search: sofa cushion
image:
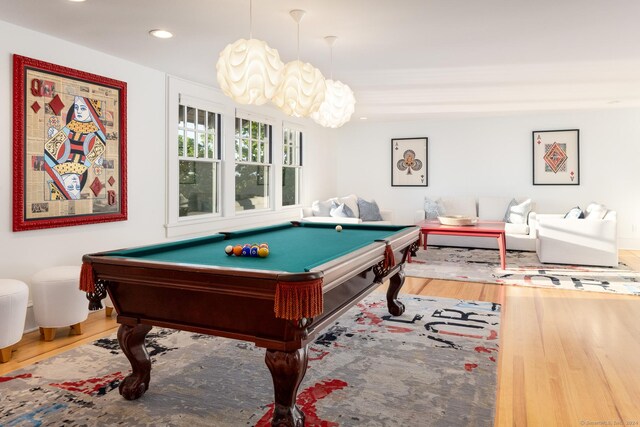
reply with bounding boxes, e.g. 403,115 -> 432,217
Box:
503,198 -> 532,224
564,206 -> 585,219
438,197 -> 476,217
505,222 -> 530,235
585,202 -> 608,220
357,198 -> 383,221
337,194 -> 359,218
423,197 -> 444,220
311,199 -> 333,216
478,197 -> 513,220
330,201 -> 355,218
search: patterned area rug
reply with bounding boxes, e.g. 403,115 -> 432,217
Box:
0,295 -> 500,427
406,246 -> 640,296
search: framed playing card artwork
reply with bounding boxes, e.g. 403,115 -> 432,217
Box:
13,54 -> 128,231
532,129 -> 579,185
391,137 -> 428,187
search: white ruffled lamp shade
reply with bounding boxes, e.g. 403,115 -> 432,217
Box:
216,38 -> 284,105
272,60 -> 326,117
311,79 -> 356,128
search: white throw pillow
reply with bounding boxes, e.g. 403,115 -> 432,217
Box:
337,195 -> 359,218
503,198 -> 532,224
330,201 -> 355,218
585,202 -> 608,220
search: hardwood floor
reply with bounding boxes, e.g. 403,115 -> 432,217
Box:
2,250 -> 639,426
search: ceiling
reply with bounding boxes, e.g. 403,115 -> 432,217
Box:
3,0 -> 640,121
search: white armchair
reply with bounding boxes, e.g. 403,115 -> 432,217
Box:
536,211 -> 618,267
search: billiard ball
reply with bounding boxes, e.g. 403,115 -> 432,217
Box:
232,245 -> 243,256
258,247 -> 269,258
250,246 -> 259,257
259,243 -> 269,249
242,246 -> 252,257
224,245 -> 234,256
335,225 -> 343,232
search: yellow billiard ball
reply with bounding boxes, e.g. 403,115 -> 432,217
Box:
335,225 -> 343,232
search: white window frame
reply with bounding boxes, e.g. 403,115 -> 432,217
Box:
234,110 -> 276,214
282,125 -> 303,207
166,77 -> 233,234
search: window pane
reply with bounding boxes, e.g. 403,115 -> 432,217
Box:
179,161 -> 217,217
251,121 -> 259,140
208,112 -> 216,132
251,140 -> 259,163
242,119 -> 250,139
242,138 -> 250,162
235,164 -> 269,211
186,106 -> 196,129
282,167 -> 299,206
186,131 -> 195,157
207,133 -> 214,159
197,109 -> 206,132
197,133 -> 206,158
178,129 -> 184,156
178,105 -> 185,128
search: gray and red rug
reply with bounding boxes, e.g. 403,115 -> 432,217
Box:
0,295 -> 500,426
406,246 -> 640,296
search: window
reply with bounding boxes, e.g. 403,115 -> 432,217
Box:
235,117 -> 271,211
178,104 -> 221,217
282,127 -> 302,206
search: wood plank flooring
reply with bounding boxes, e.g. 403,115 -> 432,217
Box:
2,250 -> 639,426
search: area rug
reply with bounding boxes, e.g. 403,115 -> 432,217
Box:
0,295 -> 500,427
406,246 -> 640,296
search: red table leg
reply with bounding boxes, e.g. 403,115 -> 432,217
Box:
497,232 -> 507,269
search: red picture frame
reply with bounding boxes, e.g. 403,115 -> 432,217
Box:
13,55 -> 127,231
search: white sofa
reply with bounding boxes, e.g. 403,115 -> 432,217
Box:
301,194 -> 393,225
536,209 -> 618,267
414,196 -> 537,251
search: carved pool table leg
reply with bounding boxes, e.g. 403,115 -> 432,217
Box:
117,323 -> 152,401
265,346 -> 308,427
387,265 -> 406,316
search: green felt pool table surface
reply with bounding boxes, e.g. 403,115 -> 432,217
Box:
105,222 -> 411,273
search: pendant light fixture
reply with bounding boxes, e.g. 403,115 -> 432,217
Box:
216,0 -> 284,105
311,36 -> 356,128
272,10 -> 326,117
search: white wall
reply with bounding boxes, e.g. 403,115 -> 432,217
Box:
0,20 -> 337,285
335,110 -> 640,249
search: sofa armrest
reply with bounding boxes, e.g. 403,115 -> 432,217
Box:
414,209 -> 426,224
537,216 -> 617,246
300,207 -> 313,218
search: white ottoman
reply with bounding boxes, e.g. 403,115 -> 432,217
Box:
0,279 -> 29,363
31,266 -> 89,341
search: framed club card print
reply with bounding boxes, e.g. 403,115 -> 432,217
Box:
13,54 -> 127,231
391,137 -> 428,187
532,129 -> 579,185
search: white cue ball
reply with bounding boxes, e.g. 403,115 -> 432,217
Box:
335,225 -> 343,232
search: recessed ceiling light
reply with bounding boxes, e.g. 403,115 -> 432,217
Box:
68,0 -> 87,2
149,29 -> 173,39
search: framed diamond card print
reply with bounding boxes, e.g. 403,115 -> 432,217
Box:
13,54 -> 127,231
391,137 -> 428,187
532,129 -> 579,185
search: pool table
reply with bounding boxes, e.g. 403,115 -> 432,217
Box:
82,221 -> 420,426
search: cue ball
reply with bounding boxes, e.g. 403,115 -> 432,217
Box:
335,225 -> 343,232
224,245 -> 233,256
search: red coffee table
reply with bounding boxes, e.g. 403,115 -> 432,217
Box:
417,220 -> 507,269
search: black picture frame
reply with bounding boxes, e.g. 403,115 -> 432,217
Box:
532,129 -> 580,185
391,137 -> 428,187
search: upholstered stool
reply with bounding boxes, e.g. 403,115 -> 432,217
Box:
30,266 -> 89,341
0,279 -> 29,363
